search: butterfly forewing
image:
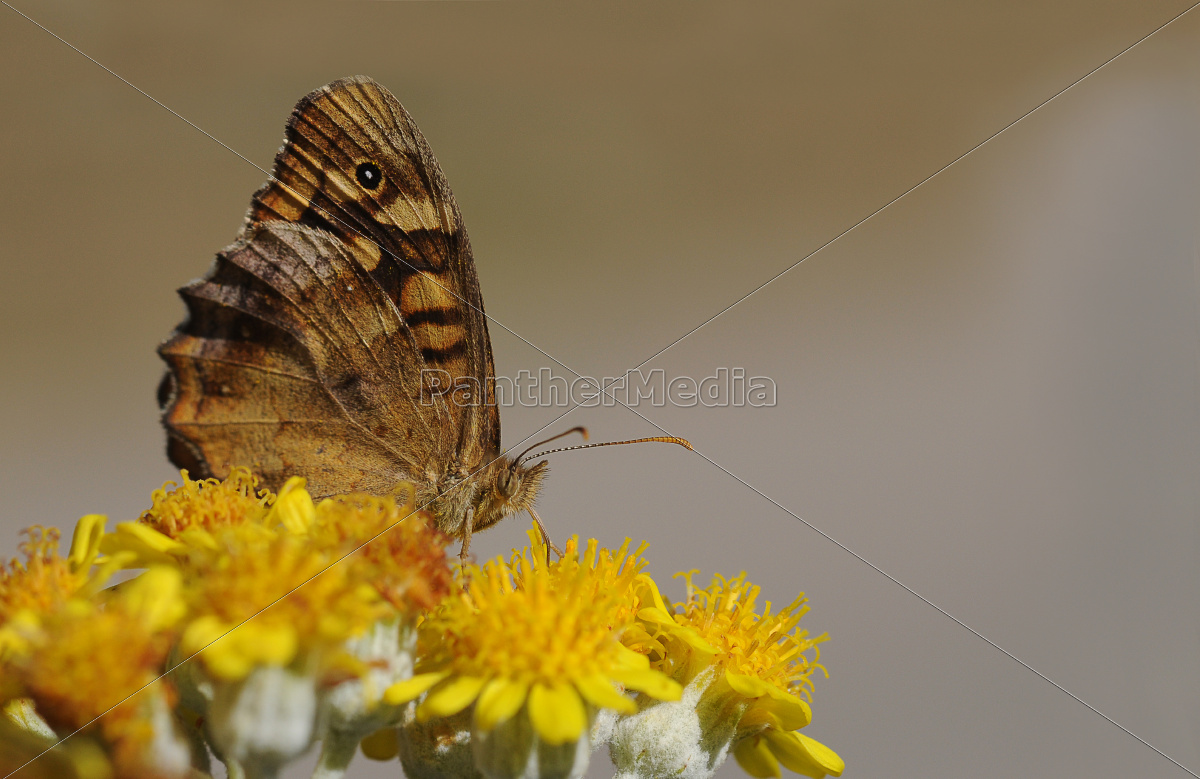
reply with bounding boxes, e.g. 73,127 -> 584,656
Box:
160,76 -> 500,500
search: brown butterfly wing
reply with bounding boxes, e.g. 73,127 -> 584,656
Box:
159,76 -> 500,498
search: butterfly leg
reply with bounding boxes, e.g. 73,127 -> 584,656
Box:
459,508 -> 474,582
527,507 -> 564,562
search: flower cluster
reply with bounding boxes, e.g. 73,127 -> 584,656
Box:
0,470 -> 843,779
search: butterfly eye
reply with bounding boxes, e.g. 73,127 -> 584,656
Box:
496,469 -> 518,499
355,161 -> 383,190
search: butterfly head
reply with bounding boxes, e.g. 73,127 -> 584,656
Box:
491,456 -> 549,513
469,430 -> 586,533
468,455 -> 549,536
471,428 -> 691,538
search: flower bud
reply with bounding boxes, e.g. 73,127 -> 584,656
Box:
609,669 -> 738,779
207,664 -> 322,777
396,707 -> 480,779
471,703 -> 591,779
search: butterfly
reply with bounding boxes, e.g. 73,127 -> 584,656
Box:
157,76 -> 688,555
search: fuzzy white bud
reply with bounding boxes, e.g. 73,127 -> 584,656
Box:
207,664 -> 322,779
313,619 -> 419,778
608,669 -> 743,779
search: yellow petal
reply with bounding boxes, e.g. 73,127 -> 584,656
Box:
611,643 -> 651,671
270,477 -> 315,534
384,672 -> 449,706
474,677 -> 530,731
725,670 -> 772,699
123,521 -> 185,552
88,550 -> 138,594
180,615 -> 226,655
633,574 -> 669,612
674,625 -> 719,653
360,727 -> 400,761
633,606 -> 717,653
236,623 -> 298,667
527,682 -> 587,745
119,567 -> 185,631
574,674 -> 635,714
418,675 -> 487,720
753,686 -> 812,731
619,625 -> 656,644
100,522 -> 184,568
636,607 -> 675,625
67,514 -> 106,572
182,617 -> 298,680
610,669 -> 682,701
738,707 -> 782,731
735,735 -> 782,778
202,647 -> 254,681
764,729 -> 844,778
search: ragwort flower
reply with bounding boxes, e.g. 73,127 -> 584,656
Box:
286,482 -> 456,777
386,528 -> 682,779
124,472 -> 452,779
610,571 -> 843,779
100,467 -> 275,567
174,517 -> 382,776
6,564 -> 190,778
0,518 -> 111,713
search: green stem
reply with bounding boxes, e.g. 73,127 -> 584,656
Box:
311,731 -> 359,779
241,764 -> 280,779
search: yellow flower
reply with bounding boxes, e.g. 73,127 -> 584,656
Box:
682,572 -> 842,777
295,487 -> 458,777
173,478 -> 453,676
175,480 -> 455,680
10,567 -> 190,777
671,571 -> 826,735
177,521 -> 383,681
0,519 -> 107,625
0,518 -> 113,703
610,572 -> 843,779
156,477 -> 458,777
140,467 -> 274,537
387,529 -> 682,746
299,486 -> 455,616
101,469 -> 276,567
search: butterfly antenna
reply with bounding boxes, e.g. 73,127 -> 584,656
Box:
518,436 -> 693,465
512,426 -> 589,464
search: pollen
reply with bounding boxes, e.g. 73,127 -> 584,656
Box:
390,528 -> 681,745
311,492 -> 455,615
674,571 -> 827,704
178,524 -> 385,679
443,534 -> 650,683
139,467 -> 274,538
0,528 -> 79,623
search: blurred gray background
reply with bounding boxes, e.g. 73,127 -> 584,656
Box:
2,2 -> 1198,777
